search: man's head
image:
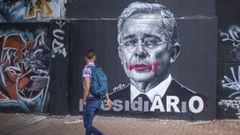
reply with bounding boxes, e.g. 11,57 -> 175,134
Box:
85,49 -> 96,63
117,2 -> 180,87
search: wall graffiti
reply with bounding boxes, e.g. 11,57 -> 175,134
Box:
218,66 -> 240,118
218,99 -> 240,118
219,25 -> 240,61
222,66 -> 240,91
0,0 -> 66,22
75,1 -> 212,120
51,20 -> 67,58
0,30 -> 50,113
109,2 -> 206,117
218,24 -> 240,118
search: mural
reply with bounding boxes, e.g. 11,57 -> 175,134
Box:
74,1 -> 216,120
0,29 -> 50,113
107,2 -> 205,116
0,0 -> 66,22
218,25 -> 240,118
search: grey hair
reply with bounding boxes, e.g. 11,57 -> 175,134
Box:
117,1 -> 179,46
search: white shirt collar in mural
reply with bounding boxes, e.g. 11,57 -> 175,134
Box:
130,74 -> 172,103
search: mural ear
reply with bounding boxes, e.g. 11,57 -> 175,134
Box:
169,43 -> 180,63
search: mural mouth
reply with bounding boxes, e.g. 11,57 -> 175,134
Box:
127,64 -> 152,71
126,61 -> 161,72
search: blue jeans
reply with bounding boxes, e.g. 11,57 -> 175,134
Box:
83,98 -> 104,135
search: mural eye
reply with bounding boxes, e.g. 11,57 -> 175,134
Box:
144,38 -> 160,48
123,39 -> 137,47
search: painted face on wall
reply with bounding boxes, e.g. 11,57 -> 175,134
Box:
118,13 -> 179,83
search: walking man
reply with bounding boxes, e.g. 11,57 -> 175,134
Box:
82,49 -> 112,135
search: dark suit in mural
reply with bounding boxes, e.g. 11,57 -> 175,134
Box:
99,1 -> 207,119
106,78 -> 206,120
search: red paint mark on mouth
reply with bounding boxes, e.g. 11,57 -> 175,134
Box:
127,61 -> 161,71
152,60 -> 161,71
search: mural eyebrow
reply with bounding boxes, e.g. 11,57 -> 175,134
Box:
143,34 -> 162,41
122,35 -> 136,40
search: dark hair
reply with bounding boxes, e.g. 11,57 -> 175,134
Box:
85,49 -> 96,60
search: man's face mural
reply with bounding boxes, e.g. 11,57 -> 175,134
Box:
118,13 -> 180,86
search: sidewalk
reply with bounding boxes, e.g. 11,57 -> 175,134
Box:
0,113 -> 240,135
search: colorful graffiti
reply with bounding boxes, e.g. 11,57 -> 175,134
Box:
0,0 -> 66,22
0,30 -> 50,113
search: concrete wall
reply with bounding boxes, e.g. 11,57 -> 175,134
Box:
4,0 -> 240,121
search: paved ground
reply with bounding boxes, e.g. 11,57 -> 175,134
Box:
1,113 -> 240,135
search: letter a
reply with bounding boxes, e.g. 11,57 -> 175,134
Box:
150,95 -> 165,112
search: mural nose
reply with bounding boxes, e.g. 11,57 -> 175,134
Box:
134,43 -> 147,58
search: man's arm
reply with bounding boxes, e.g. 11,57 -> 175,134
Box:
82,77 -> 91,105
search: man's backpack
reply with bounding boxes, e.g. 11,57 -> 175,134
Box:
89,65 -> 108,97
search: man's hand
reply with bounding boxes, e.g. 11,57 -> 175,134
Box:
105,93 -> 113,108
83,100 -> 87,105
106,98 -> 113,109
